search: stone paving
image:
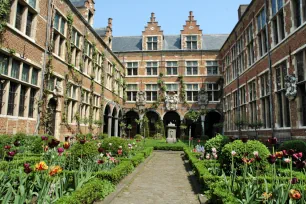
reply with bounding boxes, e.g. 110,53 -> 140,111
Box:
109,151 -> 200,204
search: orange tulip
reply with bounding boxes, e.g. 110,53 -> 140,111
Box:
289,189 -> 301,200
262,192 -> 272,200
35,161 -> 48,171
49,166 -> 63,176
275,151 -> 283,159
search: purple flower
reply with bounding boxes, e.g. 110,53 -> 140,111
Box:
267,155 -> 276,164
291,177 -> 299,184
57,147 -> 64,155
41,136 -> 48,141
267,137 -> 277,145
48,139 -> 60,148
14,140 -> 21,147
7,151 -> 16,157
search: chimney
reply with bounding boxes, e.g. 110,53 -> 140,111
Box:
150,12 -> 156,22
108,18 -> 113,29
238,5 -> 249,20
189,11 -> 194,21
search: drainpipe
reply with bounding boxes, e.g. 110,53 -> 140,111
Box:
34,0 -> 53,134
265,0 -> 275,138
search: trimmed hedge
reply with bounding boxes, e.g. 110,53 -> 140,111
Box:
56,178 -> 115,204
0,156 -> 41,171
142,147 -> 153,158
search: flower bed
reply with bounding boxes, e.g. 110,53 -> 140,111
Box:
185,136 -> 306,204
0,134 -> 153,203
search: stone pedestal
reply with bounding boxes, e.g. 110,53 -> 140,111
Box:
166,122 -> 177,143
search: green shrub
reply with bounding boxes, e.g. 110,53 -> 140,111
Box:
70,141 -> 98,158
101,137 -> 128,156
278,140 -> 306,160
0,156 -> 41,171
153,133 -> 164,140
56,178 -> 115,204
95,160 -> 134,184
130,153 -> 145,167
134,134 -> 143,140
204,134 -> 230,154
142,147 -> 153,158
97,133 -> 109,140
220,140 -> 270,173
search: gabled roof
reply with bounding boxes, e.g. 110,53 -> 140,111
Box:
112,34 -> 229,52
70,0 -> 86,8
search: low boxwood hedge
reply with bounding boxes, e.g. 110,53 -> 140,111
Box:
56,178 -> 115,204
0,156 -> 41,171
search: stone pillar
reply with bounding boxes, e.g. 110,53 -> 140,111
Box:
114,117 -> 118,137
201,114 -> 206,138
108,115 -> 112,137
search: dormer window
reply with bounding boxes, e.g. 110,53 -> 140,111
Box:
186,36 -> 197,50
147,36 -> 157,50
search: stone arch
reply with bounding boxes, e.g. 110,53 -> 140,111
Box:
205,110 -> 222,138
145,110 -> 161,137
125,110 -> 140,138
103,104 -> 111,135
183,110 -> 202,139
111,107 -> 118,136
46,97 -> 57,137
163,111 -> 181,138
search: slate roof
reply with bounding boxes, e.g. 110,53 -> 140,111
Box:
112,34 -> 229,52
70,0 -> 86,8
95,27 -> 107,36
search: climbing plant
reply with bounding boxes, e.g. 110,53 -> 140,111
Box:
0,0 -> 10,43
178,75 -> 188,106
151,73 -> 166,109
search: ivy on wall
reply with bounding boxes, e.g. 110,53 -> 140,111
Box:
151,73 -> 166,109
0,0 -> 10,43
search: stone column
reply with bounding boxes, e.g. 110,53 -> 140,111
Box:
201,114 -> 206,138
108,115 -> 112,137
114,117 -> 118,137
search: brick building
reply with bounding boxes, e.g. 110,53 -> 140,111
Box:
111,12 -> 227,138
1,0 -> 305,140
220,0 -> 306,140
0,0 -> 125,140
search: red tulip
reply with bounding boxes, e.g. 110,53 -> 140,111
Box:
189,137 -> 193,141
288,149 -> 296,156
14,140 -> 21,147
295,160 -> 306,169
7,151 -> 16,157
268,137 -> 277,145
57,147 -> 64,156
291,178 -> 299,184
197,139 -> 201,143
4,145 -> 11,150
79,139 -> 86,144
267,155 -> 277,164
63,142 -> 70,149
117,149 -> 123,156
282,150 -> 288,156
97,160 -> 104,164
98,147 -> 105,153
293,152 -> 303,160
41,136 -> 48,141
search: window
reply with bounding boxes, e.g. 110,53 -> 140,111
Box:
31,69 -> 38,85
146,84 -> 158,101
246,24 -> 255,65
292,0 -> 302,28
0,54 -> 8,75
22,64 -> 30,82
271,0 -> 285,45
127,62 -> 138,76
166,61 -> 178,76
54,12 -> 66,35
69,84 -> 78,100
206,61 -> 218,75
275,62 -> 290,127
186,36 -> 197,50
257,8 -> 268,57
11,60 -> 20,79
186,84 -> 198,102
7,82 -> 17,116
260,72 -> 271,128
248,80 -> 257,125
28,89 -> 36,118
147,37 -> 157,50
239,86 -> 247,129
296,51 -> 306,126
26,11 -> 34,37
207,83 -> 220,102
15,3 -> 24,31
126,84 -> 137,102
0,82 -> 5,114
146,62 -> 158,76
18,86 -> 27,117
47,76 -> 62,93
186,61 -> 198,75
166,84 -> 178,94
28,0 -> 36,8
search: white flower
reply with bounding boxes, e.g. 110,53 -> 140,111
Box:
100,153 -> 104,157
284,158 -> 291,163
213,153 -> 218,159
253,151 -> 259,157
135,145 -> 137,148
97,142 -> 101,147
206,153 -> 210,160
231,151 -> 237,156
212,147 -> 217,153
119,146 -> 122,149
109,143 -> 112,146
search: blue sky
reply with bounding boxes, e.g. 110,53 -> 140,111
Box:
93,0 -> 251,36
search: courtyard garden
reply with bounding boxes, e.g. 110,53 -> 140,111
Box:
185,134 -> 306,203
0,133 -> 153,203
